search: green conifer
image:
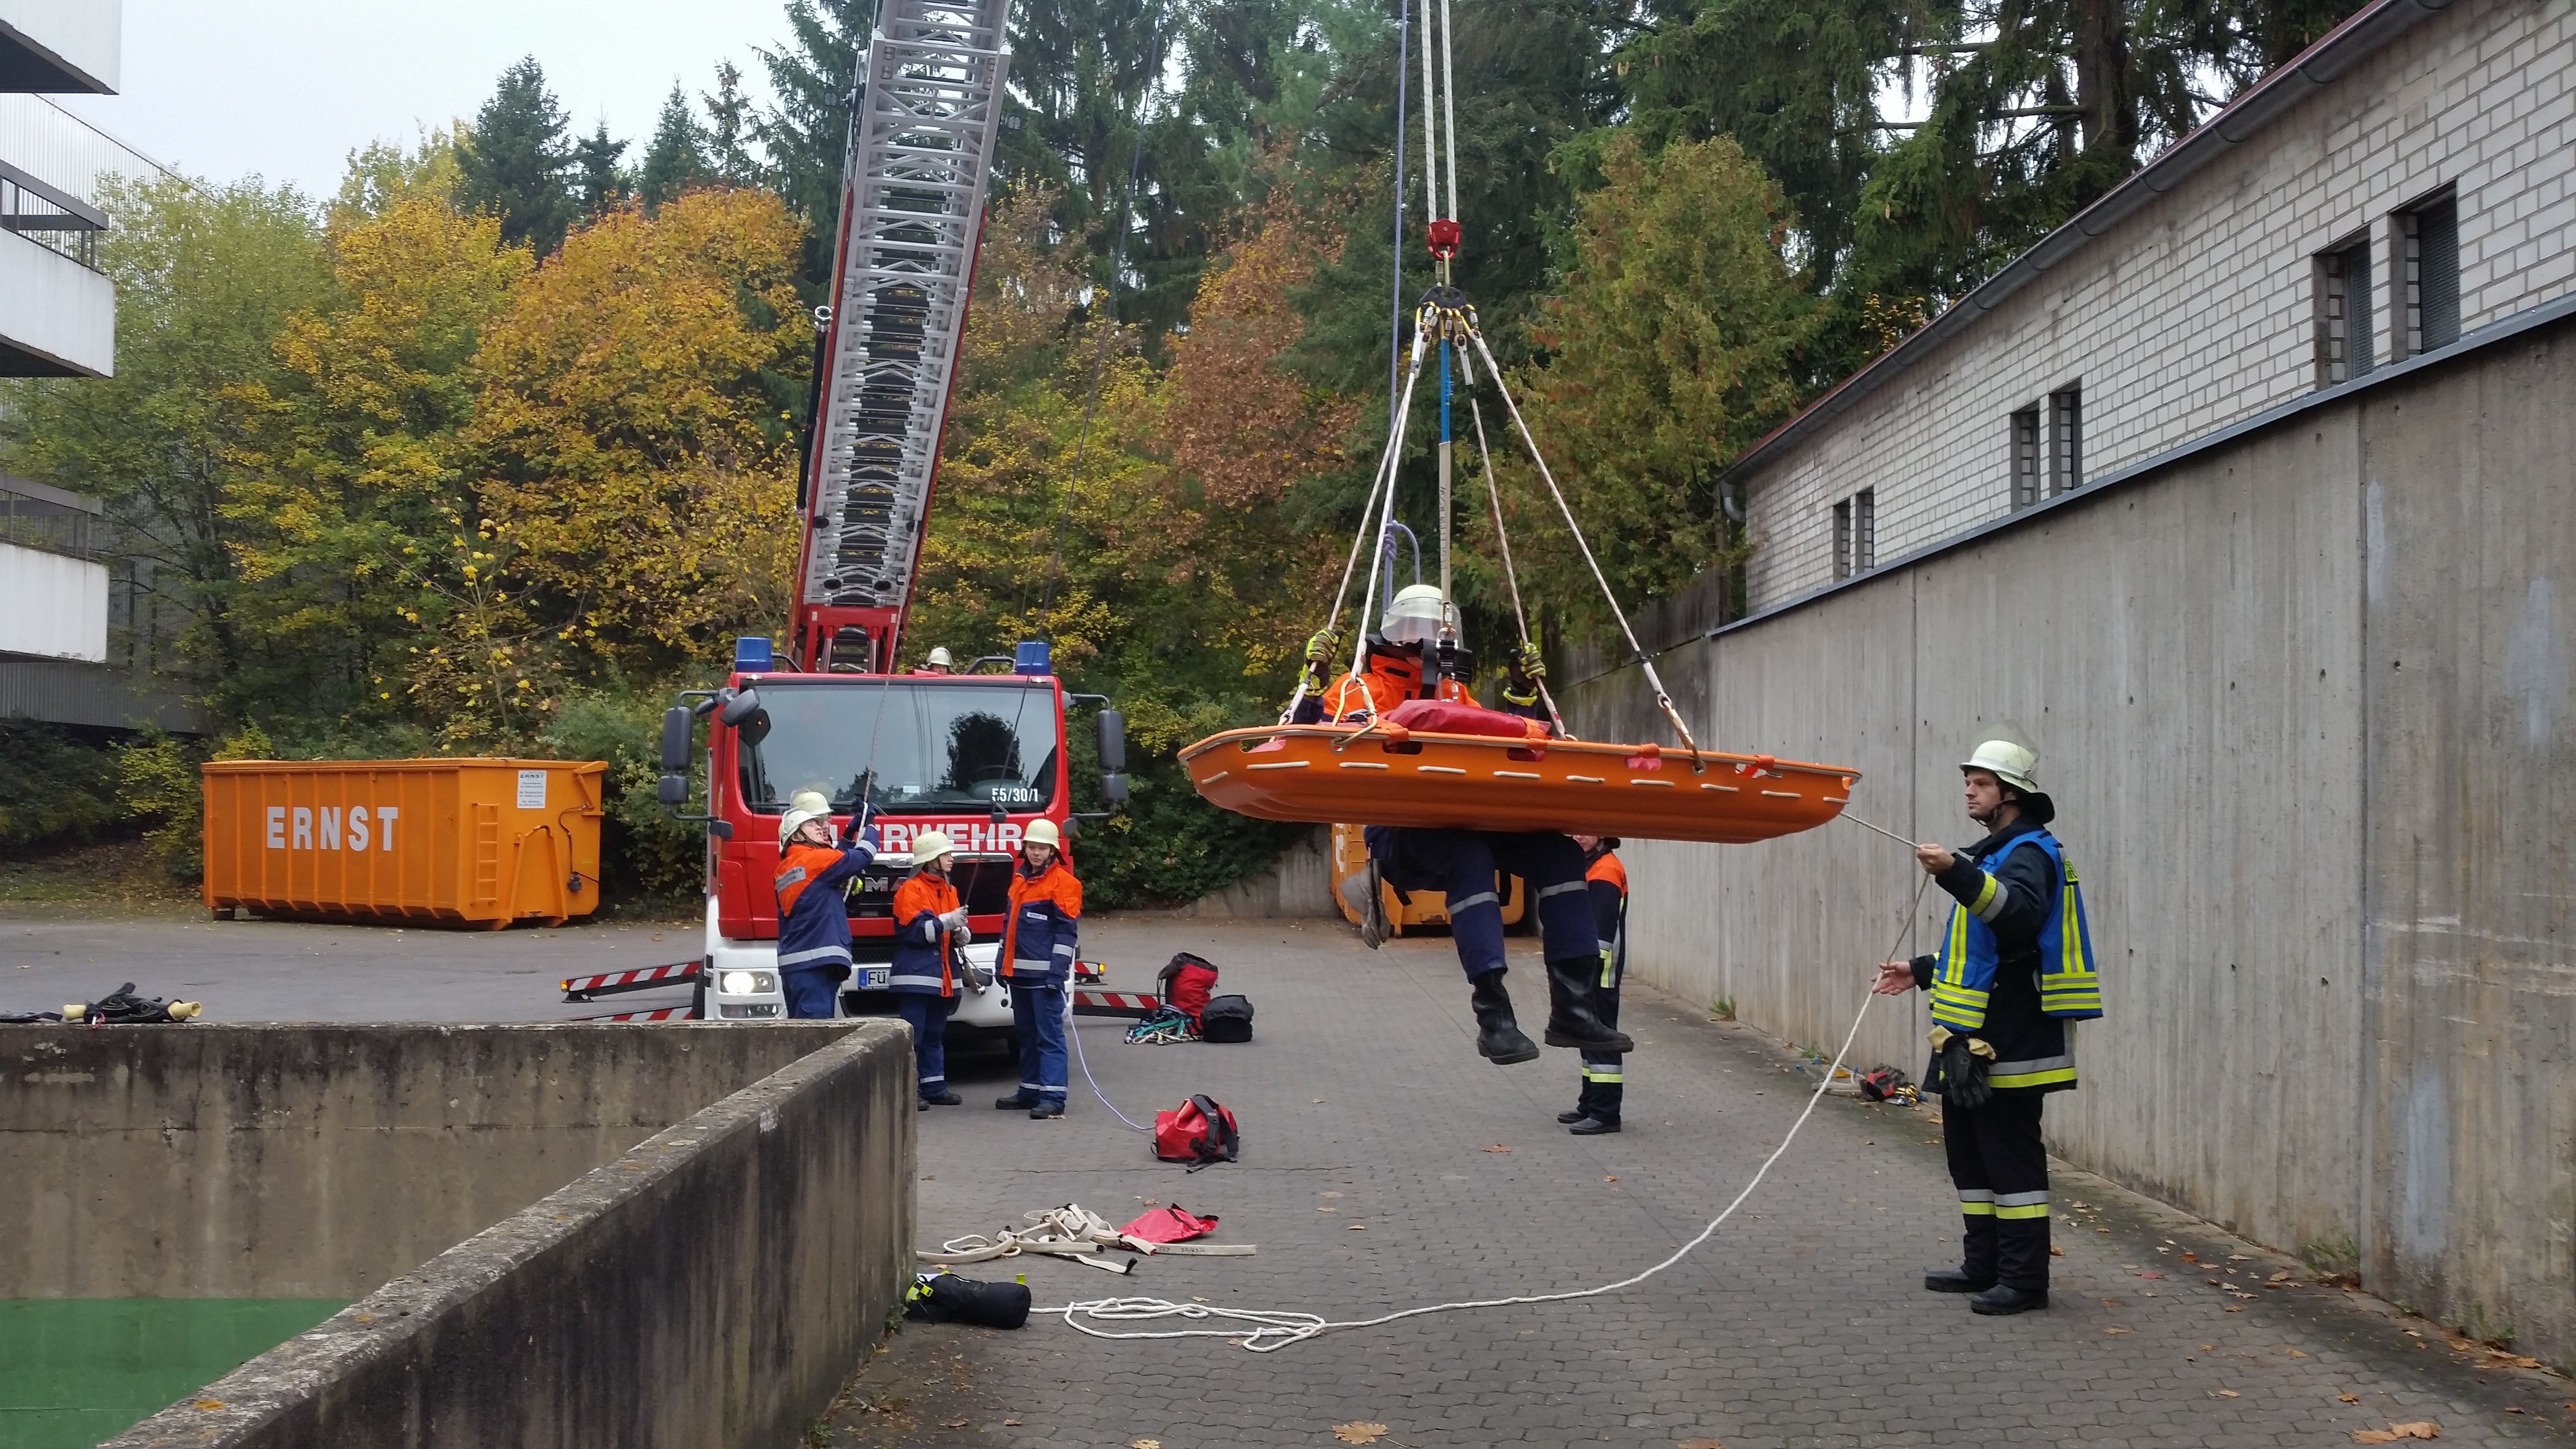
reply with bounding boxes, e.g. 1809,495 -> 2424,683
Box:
456,56 -> 577,253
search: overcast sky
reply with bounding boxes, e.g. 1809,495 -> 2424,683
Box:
51,0 -> 805,198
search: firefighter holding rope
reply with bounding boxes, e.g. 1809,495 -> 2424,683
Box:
1873,738 -> 2104,1315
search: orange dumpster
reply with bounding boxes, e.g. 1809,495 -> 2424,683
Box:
201,759 -> 608,929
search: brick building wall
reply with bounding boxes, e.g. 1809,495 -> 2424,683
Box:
1741,0 -> 2574,611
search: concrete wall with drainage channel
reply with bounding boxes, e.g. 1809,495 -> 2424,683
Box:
0,1022 -> 914,1447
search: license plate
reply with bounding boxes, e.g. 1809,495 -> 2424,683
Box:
859,966 -> 888,990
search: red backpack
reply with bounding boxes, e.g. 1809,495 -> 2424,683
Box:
1157,951 -> 1220,1025
1152,1094 -> 1240,1171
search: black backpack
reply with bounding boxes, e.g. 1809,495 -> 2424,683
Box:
904,1272 -> 1031,1328
1199,994 -> 1254,1043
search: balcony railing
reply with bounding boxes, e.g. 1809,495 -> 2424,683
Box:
0,161 -> 108,273
0,476 -> 105,561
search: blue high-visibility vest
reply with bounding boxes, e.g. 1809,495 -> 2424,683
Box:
1931,828 -> 2104,1033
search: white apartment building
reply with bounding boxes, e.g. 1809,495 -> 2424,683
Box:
1725,0 -> 2572,617
0,0 -> 196,728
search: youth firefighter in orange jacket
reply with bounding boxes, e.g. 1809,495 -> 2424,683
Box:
1874,738 -> 2103,1316
773,790 -> 880,1019
997,818 -> 1080,1118
1291,584 -> 1631,1068
889,829 -> 970,1109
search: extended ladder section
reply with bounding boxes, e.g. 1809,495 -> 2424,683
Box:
794,0 -> 1012,670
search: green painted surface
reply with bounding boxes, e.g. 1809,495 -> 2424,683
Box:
0,1299 -> 346,1449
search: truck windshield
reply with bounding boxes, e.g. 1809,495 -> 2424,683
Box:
736,681 -> 1061,815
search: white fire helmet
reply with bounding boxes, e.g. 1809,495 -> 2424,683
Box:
910,829 -> 955,867
1960,739 -> 2040,795
1022,819 -> 1062,850
926,646 -> 955,670
780,789 -> 834,846
1381,583 -> 1453,648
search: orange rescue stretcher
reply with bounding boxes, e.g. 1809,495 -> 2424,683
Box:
1180,721 -> 1858,845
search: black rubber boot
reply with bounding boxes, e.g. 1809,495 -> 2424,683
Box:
1968,1283 -> 2048,1315
1923,1267 -> 1995,1293
1566,1116 -> 1621,1135
996,1095 -> 1036,1111
1542,958 -> 1634,1053
1469,969 -> 1539,1064
1556,1108 -> 1588,1125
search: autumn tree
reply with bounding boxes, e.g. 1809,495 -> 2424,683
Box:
218,197 -> 533,728
457,187 -> 810,731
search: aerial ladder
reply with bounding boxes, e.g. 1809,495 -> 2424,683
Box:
790,0 -> 1011,675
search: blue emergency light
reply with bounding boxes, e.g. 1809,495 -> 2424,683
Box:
733,636 -> 774,672
1013,640 -> 1052,676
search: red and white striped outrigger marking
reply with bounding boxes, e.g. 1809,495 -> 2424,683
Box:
575,1003 -> 698,1023
1071,990 -> 1161,1019
561,960 -> 702,1002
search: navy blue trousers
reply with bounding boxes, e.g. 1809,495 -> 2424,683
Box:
895,992 -> 954,1099
782,965 -> 842,1019
1577,957 -> 1625,1121
1370,827 -> 1596,978
1010,982 -> 1068,1107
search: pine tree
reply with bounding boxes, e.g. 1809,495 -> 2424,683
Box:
703,61 -> 757,184
638,83 -> 711,213
572,122 -> 629,217
457,56 -> 578,254
756,0 -> 872,287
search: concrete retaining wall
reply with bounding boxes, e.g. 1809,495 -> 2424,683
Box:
0,1022 -> 914,1448
1177,827 -> 1336,918
1564,315 -> 2576,1363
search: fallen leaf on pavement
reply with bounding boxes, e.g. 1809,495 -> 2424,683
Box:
1348,1224 -> 1367,1231
1005,1418 -> 1022,1426
1334,1423 -> 1389,1444
945,1419 -> 970,1429
1131,1440 -> 1160,1448
2340,1395 -> 2359,1403
2138,1271 -> 2166,1279
2289,1349 -> 2307,1358
192,1401 -> 226,1411
2215,1389 -> 2239,1398
2226,1305 -> 2245,1312
1605,1175 -> 1618,1182
1678,1440 -> 1726,1449
2050,1245 -> 2064,1257
2270,1269 -> 2291,1282
2208,1277 -> 2223,1286
2352,1423 -> 2441,1443
2105,1326 -> 2134,1336
1482,1144 -> 1513,1153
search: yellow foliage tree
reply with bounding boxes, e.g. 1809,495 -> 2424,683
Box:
464,187 -> 809,716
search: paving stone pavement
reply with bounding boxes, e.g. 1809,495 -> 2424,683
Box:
824,917 -> 2572,1449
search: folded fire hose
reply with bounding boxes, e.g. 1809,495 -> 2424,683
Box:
919,1204 -> 1256,1275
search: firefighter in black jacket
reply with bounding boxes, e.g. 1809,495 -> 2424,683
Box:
1557,835 -> 1627,1135
1874,738 -> 2103,1316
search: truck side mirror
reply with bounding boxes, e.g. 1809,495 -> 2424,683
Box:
1101,772 -> 1130,805
657,773 -> 689,805
718,687 -> 763,726
660,707 -> 693,773
1095,708 -> 1126,773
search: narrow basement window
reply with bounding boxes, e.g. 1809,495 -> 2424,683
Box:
2403,191 -> 2460,354
2049,386 -> 2083,494
2315,234 -> 2375,386
1832,495 -> 1853,580
2010,406 -> 2041,509
1851,488 -> 1875,572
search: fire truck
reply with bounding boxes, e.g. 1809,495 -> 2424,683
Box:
654,0 -> 1123,1031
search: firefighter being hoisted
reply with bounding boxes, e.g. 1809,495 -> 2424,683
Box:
1290,584 -> 1632,1068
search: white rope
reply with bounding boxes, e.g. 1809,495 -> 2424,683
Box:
1461,324 -> 1705,765
1065,988 -> 1153,1132
1437,0 -> 1459,226
1348,321 -> 1431,687
1283,327 -> 1431,724
1417,0 -> 1439,227
1043,974 -> 1888,1349
1459,345 -> 1565,737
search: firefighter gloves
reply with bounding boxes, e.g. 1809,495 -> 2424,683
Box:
1939,1032 -> 1993,1111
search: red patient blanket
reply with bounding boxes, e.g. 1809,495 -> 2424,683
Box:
1119,1205 -> 1219,1243
1383,698 -> 1550,740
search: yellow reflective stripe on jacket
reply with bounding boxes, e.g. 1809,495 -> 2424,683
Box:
1928,973 -> 1990,1030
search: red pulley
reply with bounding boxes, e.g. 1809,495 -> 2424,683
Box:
1425,217 -> 1462,259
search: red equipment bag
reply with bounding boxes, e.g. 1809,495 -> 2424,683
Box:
1118,1204 -> 1219,1243
1152,1094 -> 1240,1171
1156,951 -> 1219,1025
1384,697 -> 1552,741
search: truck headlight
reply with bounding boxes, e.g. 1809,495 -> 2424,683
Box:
719,970 -> 775,995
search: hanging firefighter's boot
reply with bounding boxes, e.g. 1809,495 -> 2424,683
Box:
1469,968 -> 1539,1064
1543,957 -> 1634,1053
